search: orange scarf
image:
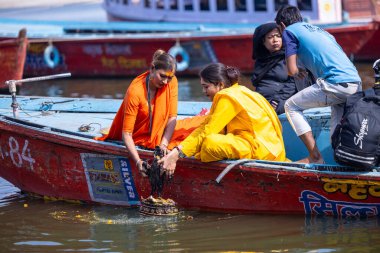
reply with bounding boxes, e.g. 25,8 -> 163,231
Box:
96,72 -> 176,149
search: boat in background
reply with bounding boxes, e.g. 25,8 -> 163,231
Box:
103,0 -> 380,62
103,0 -> 343,24
2,0 -> 379,77
0,29 -> 28,90
355,18 -> 380,61
0,80 -> 379,216
341,0 -> 380,61
342,0 -> 380,21
0,18 -> 377,78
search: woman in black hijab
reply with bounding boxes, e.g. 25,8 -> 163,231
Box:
251,22 -> 313,114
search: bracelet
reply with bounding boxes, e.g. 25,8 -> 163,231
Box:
174,146 -> 186,158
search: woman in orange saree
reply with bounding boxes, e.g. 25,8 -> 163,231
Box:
96,49 -> 204,176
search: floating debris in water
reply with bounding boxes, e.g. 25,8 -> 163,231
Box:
50,210 -> 97,223
139,196 -> 178,216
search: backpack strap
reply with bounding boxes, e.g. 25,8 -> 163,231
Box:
363,88 -> 380,105
364,88 -> 376,97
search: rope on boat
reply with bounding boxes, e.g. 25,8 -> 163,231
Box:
40,99 -> 76,111
78,123 -> 102,132
215,159 -> 253,183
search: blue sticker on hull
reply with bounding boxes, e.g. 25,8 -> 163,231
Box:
81,153 -> 140,206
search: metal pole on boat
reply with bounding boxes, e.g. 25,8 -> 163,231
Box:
5,73 -> 71,118
6,80 -> 19,118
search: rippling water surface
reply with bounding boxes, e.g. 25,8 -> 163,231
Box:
1,176 -> 380,253
17,63 -> 376,100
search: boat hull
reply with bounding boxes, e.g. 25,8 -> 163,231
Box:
1,124 -> 379,216
19,21 -> 378,77
355,19 -> 380,61
0,97 -> 379,216
23,34 -> 254,77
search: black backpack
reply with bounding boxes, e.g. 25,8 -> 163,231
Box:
332,87 -> 380,169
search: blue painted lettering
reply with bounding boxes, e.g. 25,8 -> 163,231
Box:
126,185 -> 135,198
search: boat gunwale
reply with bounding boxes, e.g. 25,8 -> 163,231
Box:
0,111 -> 378,178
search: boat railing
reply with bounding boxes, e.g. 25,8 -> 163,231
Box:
215,158 -> 380,183
5,73 -> 71,118
104,0 -> 341,24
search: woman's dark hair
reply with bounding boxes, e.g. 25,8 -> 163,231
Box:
199,63 -> 240,88
275,5 -> 303,27
252,22 -> 280,60
151,49 -> 176,72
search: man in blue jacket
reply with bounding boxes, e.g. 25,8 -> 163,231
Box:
275,5 -> 362,164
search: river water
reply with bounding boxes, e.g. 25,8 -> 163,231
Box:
1,177 -> 380,252
17,62 -> 375,100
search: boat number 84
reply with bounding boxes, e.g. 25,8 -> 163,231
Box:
0,136 -> 35,170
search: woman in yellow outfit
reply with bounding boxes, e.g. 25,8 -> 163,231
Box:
159,63 -> 287,176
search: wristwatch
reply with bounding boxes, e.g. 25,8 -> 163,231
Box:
174,146 -> 186,158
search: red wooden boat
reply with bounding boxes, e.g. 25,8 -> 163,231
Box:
0,13 -> 377,78
342,0 -> 380,61
0,29 -> 28,89
354,18 -> 380,61
0,81 -> 379,216
102,0 -> 380,63
1,0 -> 379,78
342,0 -> 380,20
19,20 -> 377,78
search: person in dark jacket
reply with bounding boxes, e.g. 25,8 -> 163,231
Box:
251,22 -> 313,114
